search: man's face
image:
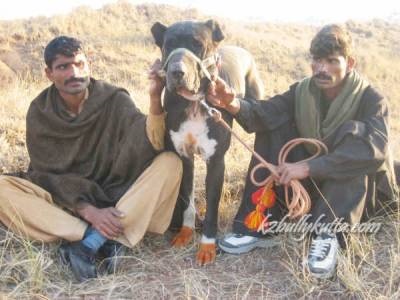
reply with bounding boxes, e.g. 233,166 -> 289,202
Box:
45,52 -> 90,95
311,52 -> 355,91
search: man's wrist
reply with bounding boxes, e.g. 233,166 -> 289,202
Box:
225,97 -> 241,115
76,202 -> 96,222
308,156 -> 328,178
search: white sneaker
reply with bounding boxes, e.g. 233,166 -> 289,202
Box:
306,232 -> 339,279
218,233 -> 273,254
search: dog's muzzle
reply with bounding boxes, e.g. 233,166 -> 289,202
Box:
158,48 -> 219,82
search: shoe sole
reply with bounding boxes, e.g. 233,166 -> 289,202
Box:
306,260 -> 337,280
218,237 -> 280,254
309,266 -> 336,279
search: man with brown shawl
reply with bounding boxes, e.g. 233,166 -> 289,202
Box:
207,24 -> 399,279
0,36 -> 181,282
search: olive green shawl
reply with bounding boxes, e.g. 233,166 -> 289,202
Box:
295,71 -> 369,141
26,78 -> 157,210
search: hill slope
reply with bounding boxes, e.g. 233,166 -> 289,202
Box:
0,3 -> 399,299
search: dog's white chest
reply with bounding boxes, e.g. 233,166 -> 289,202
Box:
170,113 -> 217,161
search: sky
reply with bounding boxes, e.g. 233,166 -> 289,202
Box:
0,0 -> 399,23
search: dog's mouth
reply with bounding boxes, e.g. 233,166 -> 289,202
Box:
176,86 -> 204,102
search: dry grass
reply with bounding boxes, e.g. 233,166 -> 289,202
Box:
0,2 -> 399,299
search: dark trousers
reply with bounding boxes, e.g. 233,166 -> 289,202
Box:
232,122 -> 384,237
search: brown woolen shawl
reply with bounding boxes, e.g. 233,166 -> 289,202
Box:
26,78 -> 158,210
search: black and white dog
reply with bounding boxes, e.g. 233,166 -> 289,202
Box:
151,19 -> 264,264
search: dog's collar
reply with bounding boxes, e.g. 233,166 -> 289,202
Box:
158,48 -> 219,82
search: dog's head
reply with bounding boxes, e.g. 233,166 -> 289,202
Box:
151,20 -> 224,100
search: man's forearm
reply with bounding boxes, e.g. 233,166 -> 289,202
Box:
146,112 -> 166,151
149,95 -> 163,115
146,94 -> 166,151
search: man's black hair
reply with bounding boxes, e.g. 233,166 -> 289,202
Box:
44,36 -> 84,69
310,24 -> 353,59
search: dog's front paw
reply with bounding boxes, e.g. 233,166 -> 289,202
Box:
171,226 -> 193,247
196,243 -> 216,266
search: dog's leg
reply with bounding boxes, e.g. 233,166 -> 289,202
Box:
183,189 -> 196,228
196,155 -> 225,265
244,58 -> 264,100
171,157 -> 195,247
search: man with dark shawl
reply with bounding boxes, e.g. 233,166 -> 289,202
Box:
0,36 -> 182,282
207,24 -> 399,279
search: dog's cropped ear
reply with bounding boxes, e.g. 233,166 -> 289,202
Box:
205,19 -> 225,43
151,22 -> 167,49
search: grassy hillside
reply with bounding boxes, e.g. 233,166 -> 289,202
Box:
0,2 -> 399,299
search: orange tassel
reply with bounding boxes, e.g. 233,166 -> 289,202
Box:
244,208 -> 265,231
245,183 -> 276,231
259,184 -> 276,208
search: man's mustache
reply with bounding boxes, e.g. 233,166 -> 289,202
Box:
64,76 -> 88,85
314,73 -> 333,81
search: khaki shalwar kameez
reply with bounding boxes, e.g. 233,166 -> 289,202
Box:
0,78 -> 182,247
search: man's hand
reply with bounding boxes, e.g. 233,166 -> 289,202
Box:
206,77 -> 240,115
77,204 -> 125,239
277,162 -> 310,185
148,59 -> 165,115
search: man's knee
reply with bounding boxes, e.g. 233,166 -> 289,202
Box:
0,176 -> 19,212
0,175 -> 10,185
0,175 -> 26,187
0,175 -> 13,198
310,176 -> 368,222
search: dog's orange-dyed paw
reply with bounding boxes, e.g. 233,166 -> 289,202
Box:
171,226 -> 193,247
196,243 -> 216,266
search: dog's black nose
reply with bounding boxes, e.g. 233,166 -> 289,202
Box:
169,62 -> 186,80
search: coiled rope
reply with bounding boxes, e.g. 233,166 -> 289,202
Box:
200,100 -> 328,219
